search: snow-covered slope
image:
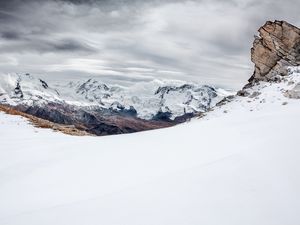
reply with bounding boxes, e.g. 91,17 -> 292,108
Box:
205,66 -> 300,119
0,73 -> 226,120
0,68 -> 299,225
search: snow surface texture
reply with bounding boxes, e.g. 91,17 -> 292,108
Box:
0,74 -> 227,120
0,68 -> 300,225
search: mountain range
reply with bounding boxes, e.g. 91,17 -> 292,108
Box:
0,73 -> 227,135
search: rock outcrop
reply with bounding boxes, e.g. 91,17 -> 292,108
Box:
250,20 -> 300,82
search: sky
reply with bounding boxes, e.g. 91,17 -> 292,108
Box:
0,0 -> 299,90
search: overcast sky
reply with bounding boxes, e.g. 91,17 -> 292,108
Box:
0,0 -> 299,89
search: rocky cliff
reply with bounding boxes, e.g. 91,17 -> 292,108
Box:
250,20 -> 300,82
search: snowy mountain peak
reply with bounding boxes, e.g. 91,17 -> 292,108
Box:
75,79 -> 110,94
0,73 -> 61,105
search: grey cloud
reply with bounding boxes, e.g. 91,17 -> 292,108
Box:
0,31 -> 21,40
0,0 -> 300,90
0,36 -> 97,54
51,39 -> 96,53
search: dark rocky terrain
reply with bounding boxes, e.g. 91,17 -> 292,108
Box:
14,103 -> 174,136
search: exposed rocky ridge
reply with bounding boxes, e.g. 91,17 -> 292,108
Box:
250,20 -> 300,82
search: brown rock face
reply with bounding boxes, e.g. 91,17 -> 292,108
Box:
250,20 -> 300,81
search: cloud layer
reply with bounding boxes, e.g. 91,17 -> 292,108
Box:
0,0 -> 299,89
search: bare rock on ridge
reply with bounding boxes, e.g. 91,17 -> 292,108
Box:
250,20 -> 300,82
